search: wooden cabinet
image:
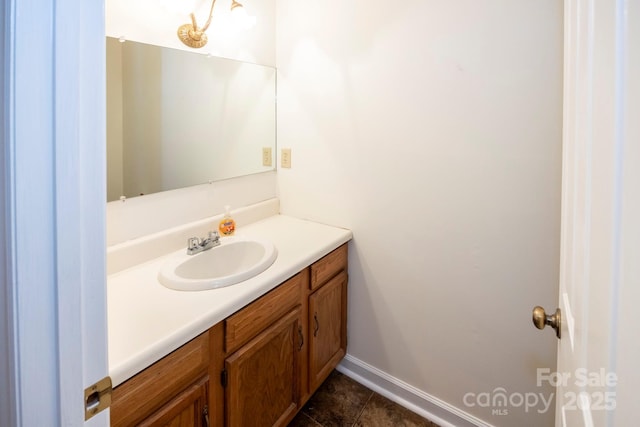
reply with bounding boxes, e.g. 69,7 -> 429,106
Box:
225,308 -> 302,427
224,272 -> 303,355
111,244 -> 348,427
221,271 -> 305,427
310,244 -> 347,291
306,244 -> 348,392
110,332 -> 210,427
309,270 -> 348,391
139,377 -> 208,427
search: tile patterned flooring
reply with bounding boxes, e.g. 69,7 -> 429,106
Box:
288,371 -> 441,427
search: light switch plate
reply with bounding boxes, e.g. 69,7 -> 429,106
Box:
281,148 -> 291,168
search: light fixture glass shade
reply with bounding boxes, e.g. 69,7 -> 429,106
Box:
230,2 -> 256,30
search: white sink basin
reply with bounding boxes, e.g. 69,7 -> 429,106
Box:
158,237 -> 278,291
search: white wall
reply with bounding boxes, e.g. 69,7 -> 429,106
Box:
105,0 -> 277,244
276,1 -> 563,425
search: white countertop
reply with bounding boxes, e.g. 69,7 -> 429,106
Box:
108,214 -> 352,386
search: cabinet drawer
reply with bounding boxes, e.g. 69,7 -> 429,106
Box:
225,271 -> 305,354
111,332 -> 209,427
310,244 -> 347,290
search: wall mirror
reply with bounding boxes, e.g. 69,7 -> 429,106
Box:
106,37 -> 276,202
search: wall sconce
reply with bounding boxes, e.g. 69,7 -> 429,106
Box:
177,0 -> 249,48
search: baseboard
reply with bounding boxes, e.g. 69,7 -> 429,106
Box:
337,354 -> 494,427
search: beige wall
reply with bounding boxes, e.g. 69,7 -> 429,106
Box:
276,0 -> 563,425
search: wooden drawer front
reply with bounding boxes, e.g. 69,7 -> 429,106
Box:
225,271 -> 304,354
310,244 -> 347,290
111,332 -> 209,427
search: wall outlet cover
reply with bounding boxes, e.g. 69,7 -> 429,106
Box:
281,148 -> 291,168
262,147 -> 272,167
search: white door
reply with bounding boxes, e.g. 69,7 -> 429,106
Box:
541,0 -> 640,426
2,1 -> 109,426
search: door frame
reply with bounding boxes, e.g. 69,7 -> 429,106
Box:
1,0 -> 108,425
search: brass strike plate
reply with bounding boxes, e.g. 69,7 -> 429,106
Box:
84,376 -> 112,420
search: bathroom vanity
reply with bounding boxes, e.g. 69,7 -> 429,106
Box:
106,209 -> 351,426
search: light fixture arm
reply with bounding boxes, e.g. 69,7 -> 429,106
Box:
177,0 -> 218,48
199,0 -> 217,33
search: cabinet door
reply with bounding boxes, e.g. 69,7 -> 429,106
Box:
139,377 -> 209,427
225,307 -> 302,427
309,270 -> 348,391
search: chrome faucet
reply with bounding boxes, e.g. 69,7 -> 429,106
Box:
187,230 -> 221,255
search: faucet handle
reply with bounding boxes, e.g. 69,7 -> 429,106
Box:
187,237 -> 201,250
207,231 -> 221,246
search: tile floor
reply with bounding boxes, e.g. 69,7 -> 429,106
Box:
288,371 -> 440,427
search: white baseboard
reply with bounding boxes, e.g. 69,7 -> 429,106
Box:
337,354 -> 494,427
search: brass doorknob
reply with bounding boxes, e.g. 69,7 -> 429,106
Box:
532,306 -> 561,339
